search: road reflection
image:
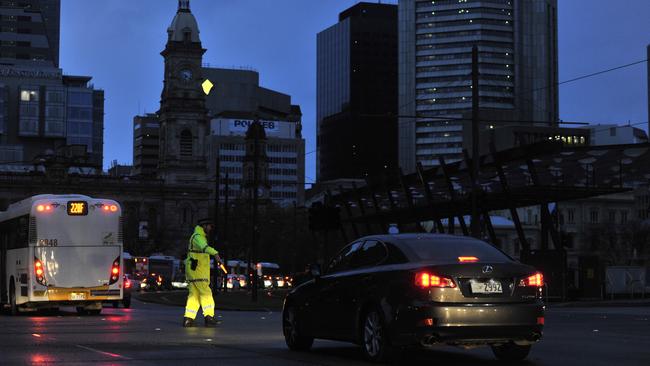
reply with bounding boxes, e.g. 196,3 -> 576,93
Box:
307,344 -> 542,365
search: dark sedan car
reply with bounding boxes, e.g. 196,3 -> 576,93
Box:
282,234 -> 545,362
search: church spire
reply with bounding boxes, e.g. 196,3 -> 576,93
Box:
178,0 -> 190,12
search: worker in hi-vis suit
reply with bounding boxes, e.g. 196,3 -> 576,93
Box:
183,218 -> 221,327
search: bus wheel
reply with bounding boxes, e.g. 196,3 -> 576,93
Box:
9,281 -> 18,316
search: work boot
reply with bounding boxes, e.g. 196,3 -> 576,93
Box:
204,315 -> 218,327
183,317 -> 195,328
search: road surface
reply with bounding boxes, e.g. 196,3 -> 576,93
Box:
0,299 -> 648,365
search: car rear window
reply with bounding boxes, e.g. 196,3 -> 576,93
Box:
397,237 -> 512,263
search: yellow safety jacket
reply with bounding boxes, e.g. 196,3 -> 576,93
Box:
185,226 -> 219,282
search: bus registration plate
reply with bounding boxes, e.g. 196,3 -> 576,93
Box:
70,293 -> 86,301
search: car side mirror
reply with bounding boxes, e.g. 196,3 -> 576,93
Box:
309,264 -> 322,278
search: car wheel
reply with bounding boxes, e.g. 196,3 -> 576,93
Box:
87,309 -> 102,316
283,306 -> 314,351
491,343 -> 532,361
123,298 -> 131,309
112,301 -> 120,308
76,306 -> 86,315
9,281 -> 18,316
361,308 -> 392,363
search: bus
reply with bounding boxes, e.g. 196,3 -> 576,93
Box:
0,194 -> 123,315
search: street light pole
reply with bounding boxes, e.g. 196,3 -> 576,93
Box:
471,45 -> 481,238
251,119 -> 260,303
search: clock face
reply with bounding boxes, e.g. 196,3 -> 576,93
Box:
179,69 -> 193,81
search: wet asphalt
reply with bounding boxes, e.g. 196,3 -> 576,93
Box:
0,299 -> 648,365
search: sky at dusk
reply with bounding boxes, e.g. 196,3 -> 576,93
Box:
59,0 -> 650,180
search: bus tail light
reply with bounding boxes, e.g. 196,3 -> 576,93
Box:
102,204 -> 119,213
34,257 -> 47,286
415,271 -> 456,289
109,257 -> 121,285
36,205 -> 53,213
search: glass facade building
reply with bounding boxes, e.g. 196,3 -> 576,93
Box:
317,3 -> 398,182
0,70 -> 104,170
0,0 -> 60,67
399,0 -> 558,173
0,0 -> 102,171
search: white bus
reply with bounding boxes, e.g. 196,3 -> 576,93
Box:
0,194 -> 123,315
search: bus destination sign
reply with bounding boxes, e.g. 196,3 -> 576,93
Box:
67,201 -> 88,216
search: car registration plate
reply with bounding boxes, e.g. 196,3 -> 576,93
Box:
470,280 -> 503,294
70,293 -> 86,301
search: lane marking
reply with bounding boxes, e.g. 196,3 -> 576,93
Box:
76,345 -> 132,360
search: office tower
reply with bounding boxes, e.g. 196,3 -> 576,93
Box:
398,0 -> 558,172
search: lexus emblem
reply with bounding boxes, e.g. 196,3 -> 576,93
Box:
482,265 -> 494,274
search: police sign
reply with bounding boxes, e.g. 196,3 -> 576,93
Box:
230,119 -> 279,133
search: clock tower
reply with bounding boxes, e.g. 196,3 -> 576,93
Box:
158,0 -> 209,183
242,121 -> 271,202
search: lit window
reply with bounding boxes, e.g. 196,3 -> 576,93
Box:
20,90 -> 38,102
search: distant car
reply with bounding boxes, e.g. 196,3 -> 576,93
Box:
141,273 -> 164,292
275,276 -> 293,288
226,274 -> 247,289
283,234 -> 545,362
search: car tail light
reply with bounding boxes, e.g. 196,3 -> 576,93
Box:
34,257 -> 47,286
124,277 -> 132,289
415,271 -> 456,288
458,256 -> 479,263
109,257 -> 121,285
519,272 -> 544,287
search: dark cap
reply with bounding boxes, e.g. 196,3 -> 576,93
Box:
198,218 -> 214,226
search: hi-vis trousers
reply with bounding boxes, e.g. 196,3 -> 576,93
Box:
184,280 -> 215,319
